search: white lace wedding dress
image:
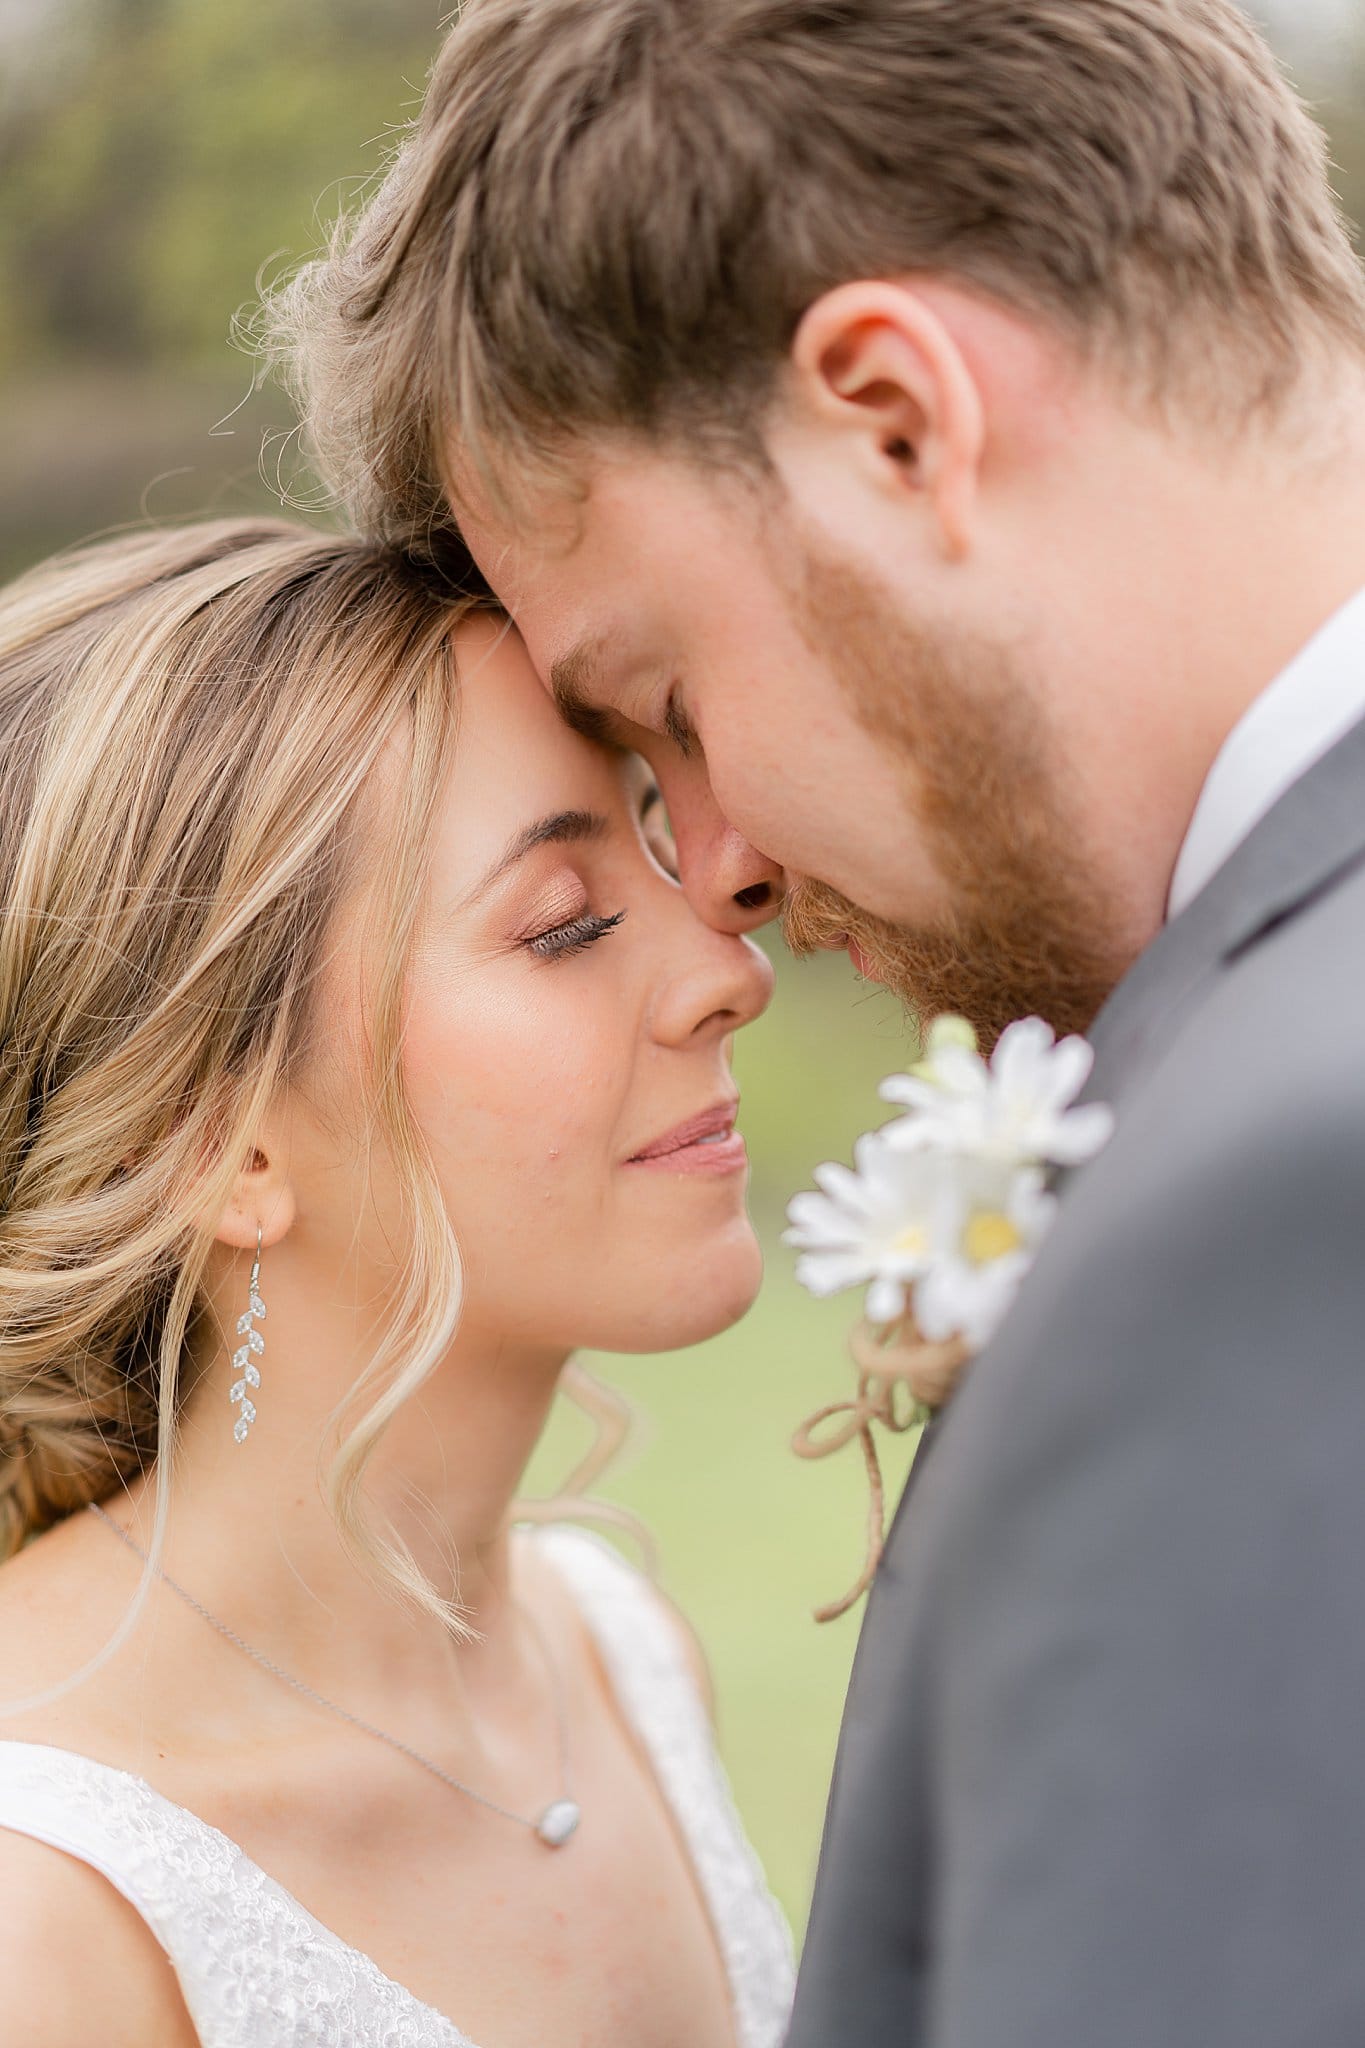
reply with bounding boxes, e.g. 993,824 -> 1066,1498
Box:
0,1526 -> 796,2047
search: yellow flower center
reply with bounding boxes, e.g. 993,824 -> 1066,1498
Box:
894,1224 -> 928,1257
965,1210 -> 1022,1265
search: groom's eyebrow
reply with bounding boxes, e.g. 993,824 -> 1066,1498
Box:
466,810 -> 611,903
550,641 -> 631,745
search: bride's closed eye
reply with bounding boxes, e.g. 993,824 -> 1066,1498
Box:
520,780 -> 672,960
525,908 -> 627,961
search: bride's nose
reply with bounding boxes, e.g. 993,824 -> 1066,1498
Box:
648,922 -> 775,1050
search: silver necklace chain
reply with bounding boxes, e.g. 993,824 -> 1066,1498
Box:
87,1502 -> 582,1849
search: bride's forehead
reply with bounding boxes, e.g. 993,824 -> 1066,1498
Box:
447,613 -> 558,730
441,620 -> 626,806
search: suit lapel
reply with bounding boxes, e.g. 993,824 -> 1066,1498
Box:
879,715 -> 1365,1570
1087,709 -> 1365,1105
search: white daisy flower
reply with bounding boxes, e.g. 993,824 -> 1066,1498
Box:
790,1016 -> 1114,1615
784,1135 -> 967,1328
880,1014 -> 1115,1169
913,1167 -> 1057,1351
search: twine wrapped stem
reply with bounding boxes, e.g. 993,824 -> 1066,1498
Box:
792,1317 -> 968,1623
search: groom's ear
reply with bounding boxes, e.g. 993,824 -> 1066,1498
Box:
787,281 -> 987,561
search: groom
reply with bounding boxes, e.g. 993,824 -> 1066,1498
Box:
284,1 -> 1365,2039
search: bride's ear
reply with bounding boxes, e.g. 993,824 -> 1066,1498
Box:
787,280 -> 986,561
215,1137 -> 297,1254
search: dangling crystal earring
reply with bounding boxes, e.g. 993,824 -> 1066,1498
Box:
230,1226 -> 267,1445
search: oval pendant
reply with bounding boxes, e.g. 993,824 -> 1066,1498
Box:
535,1799 -> 581,1848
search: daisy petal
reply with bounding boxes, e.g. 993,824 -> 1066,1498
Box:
866,1275 -> 908,1326
991,1016 -> 1054,1087
913,1261 -> 971,1343
878,1075 -> 940,1112
1040,1033 -> 1095,1111
785,1192 -> 863,1247
812,1160 -> 874,1210
1046,1102 -> 1117,1165
795,1251 -> 875,1297
932,1044 -> 990,1097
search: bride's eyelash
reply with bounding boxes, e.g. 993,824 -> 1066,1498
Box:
525,909 -> 627,961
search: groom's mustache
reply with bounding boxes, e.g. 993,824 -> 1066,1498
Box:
782,877 -> 870,959
783,873 -> 1119,1051
782,873 -> 960,1005
782,876 -> 956,1019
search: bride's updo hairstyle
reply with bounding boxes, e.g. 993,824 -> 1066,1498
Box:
0,519 -> 478,1630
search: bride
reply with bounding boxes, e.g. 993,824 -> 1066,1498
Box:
0,519 -> 793,2046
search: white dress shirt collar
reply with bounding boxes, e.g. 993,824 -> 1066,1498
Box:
1168,585 -> 1365,919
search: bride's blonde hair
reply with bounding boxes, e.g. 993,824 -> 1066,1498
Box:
0,517 -> 484,1647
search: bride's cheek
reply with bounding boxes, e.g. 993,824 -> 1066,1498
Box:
402,975 -> 624,1197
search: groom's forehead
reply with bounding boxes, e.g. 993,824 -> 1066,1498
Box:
479,560 -> 649,739
459,530 -> 631,682
460,498 -> 605,641
456,462 -> 702,729
460,521 -> 597,688
459,441 -> 713,620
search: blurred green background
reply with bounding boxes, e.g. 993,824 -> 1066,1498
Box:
3,0 -> 1362,1935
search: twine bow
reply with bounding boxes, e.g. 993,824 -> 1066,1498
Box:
791,1318 -> 968,1622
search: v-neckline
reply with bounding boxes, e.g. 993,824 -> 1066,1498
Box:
0,1527 -> 781,2047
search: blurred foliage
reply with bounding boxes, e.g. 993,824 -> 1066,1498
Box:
0,0 -> 443,374
0,0 -> 447,571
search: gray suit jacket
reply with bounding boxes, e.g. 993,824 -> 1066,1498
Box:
788,711 -> 1365,2048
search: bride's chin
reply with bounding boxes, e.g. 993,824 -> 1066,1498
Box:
586,1224 -> 764,1356
653,1225 -> 765,1351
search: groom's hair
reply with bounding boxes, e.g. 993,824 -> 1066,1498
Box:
272,0 -> 1365,543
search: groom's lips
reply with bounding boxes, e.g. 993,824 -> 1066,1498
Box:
625,1099 -> 747,1176
819,929 -> 878,981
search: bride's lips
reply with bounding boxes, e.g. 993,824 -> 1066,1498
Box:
625,1099 -> 747,1176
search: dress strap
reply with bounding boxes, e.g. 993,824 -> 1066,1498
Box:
0,1741 -> 469,2046
0,1740 -> 270,2042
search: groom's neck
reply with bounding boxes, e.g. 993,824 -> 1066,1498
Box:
1028,378 -> 1365,947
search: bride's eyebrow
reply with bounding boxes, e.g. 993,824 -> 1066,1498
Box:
463,810 -> 610,906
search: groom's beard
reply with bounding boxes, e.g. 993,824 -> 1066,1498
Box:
780,544 -> 1127,1048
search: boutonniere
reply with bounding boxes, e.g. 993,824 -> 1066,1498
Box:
785,1016 -> 1115,1621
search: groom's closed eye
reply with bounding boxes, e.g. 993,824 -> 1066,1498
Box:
550,642 -> 623,745
661,689 -> 700,761
550,642 -> 700,760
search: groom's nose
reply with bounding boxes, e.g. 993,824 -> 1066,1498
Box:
662,767 -> 785,935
